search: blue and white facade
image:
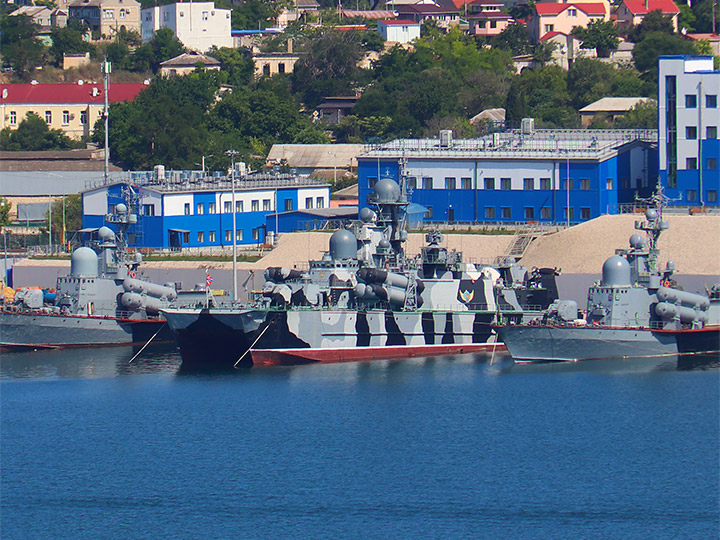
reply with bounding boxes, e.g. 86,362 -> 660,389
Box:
358,128 -> 658,224
82,173 -> 330,249
658,55 -> 720,207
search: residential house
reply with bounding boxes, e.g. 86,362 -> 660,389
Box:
141,1 -> 232,52
579,96 -> 653,127
377,19 -> 422,43
686,33 -> 720,56
68,0 -> 141,40
159,52 -> 221,77
394,4 -> 461,29
658,55 -> 719,207
266,144 -> 365,178
466,0 -> 512,37
538,30 -> 596,69
253,53 -> 301,78
530,2 -> 608,42
314,96 -> 361,125
0,82 -> 146,139
615,0 -> 680,32
276,0 -> 320,28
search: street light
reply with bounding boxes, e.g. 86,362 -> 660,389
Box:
226,149 -> 240,302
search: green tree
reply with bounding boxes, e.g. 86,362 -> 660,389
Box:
0,113 -> 83,151
232,0 -> 286,29
491,23 -> 533,55
532,40 -> 556,65
50,194 -> 82,238
690,0 -> 717,33
677,2 -> 696,32
567,58 -> 617,109
0,197 -> 12,232
571,19 -> 620,57
632,32 -> 697,84
505,82 -> 528,128
614,100 -> 658,129
207,47 -> 255,86
627,10 -> 675,42
0,14 -> 46,78
49,19 -> 93,66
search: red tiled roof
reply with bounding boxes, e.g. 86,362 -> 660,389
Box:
468,0 -> 504,6
621,0 -> 680,14
0,83 -> 147,105
539,30 -> 566,40
396,4 -> 459,14
379,19 -> 421,25
535,2 -> 606,16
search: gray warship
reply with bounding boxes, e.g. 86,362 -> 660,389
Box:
0,202 -> 213,349
496,186 -> 719,364
162,176 -> 560,369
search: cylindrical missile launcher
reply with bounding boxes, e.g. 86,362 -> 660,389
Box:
654,286 -> 710,327
123,277 -> 178,302
120,292 -> 168,315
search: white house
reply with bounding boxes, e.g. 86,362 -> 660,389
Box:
377,19 -> 421,44
141,1 -> 232,52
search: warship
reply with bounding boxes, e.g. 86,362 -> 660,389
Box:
495,186 -> 719,364
162,176 -> 560,369
0,201 -> 214,350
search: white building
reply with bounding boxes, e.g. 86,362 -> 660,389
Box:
141,1 -> 232,52
658,55 -> 720,207
377,19 -> 421,44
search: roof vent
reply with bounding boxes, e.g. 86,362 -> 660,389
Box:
78,79 -> 84,85
521,117 -> 534,134
91,87 -> 100,96
31,80 -> 39,85
439,129 -> 453,148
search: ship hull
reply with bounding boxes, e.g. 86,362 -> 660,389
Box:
0,310 -> 172,349
495,324 -> 679,364
656,325 -> 720,369
164,308 -> 503,370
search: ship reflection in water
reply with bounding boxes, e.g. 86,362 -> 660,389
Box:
0,345 -> 717,380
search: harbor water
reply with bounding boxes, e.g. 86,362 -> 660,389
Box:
1,346 -> 718,539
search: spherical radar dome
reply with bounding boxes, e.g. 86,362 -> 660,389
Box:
373,178 -> 401,203
601,255 -> 631,287
329,229 -> 357,261
98,226 -> 114,241
70,246 -> 99,277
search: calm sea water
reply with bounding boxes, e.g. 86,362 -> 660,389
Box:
1,346 -> 718,540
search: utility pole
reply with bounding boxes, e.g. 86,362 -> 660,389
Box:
103,59 -> 111,184
226,150 -> 240,302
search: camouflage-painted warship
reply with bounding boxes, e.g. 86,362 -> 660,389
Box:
162,177 -> 560,369
496,187 -> 719,364
0,202 -> 212,350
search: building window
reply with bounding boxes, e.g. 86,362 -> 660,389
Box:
707,126 -> 718,139
565,208 -> 574,220
426,207 -> 433,219
183,232 -> 189,243
501,178 -> 511,190
235,201 -> 243,212
606,178 -> 613,190
284,199 -> 293,211
485,207 -> 495,219
224,201 -> 231,213
202,11 -> 208,20
208,231 -> 215,242
9,111 -> 17,125
490,20 -> 497,28
208,202 -> 216,214
687,189 -> 697,202
501,207 -> 511,219
707,95 -> 718,108
581,207 -> 591,220
103,8 -> 114,19
368,177 -> 378,188
45,111 -> 52,124
184,203 -> 191,215
563,179 -> 573,190
305,197 -> 313,209
196,203 -> 204,214
197,231 -> 204,243
80,110 -> 88,125
523,178 -> 534,190
119,9 -> 126,18
236,229 -> 243,241
62,110 -> 70,125
445,177 -> 456,189
278,63 -> 285,74
540,178 -> 551,190
484,178 -> 495,190
685,94 -> 697,108
316,197 -> 324,209
252,229 -> 259,240
143,204 -> 154,216
568,8 -> 577,16
708,158 -> 718,170
263,199 -> 271,211
179,11 -> 184,17
406,177 -> 417,190
621,178 -> 630,189
686,126 -> 697,139
251,200 -> 259,212
422,177 -> 432,189
580,179 -> 590,190
686,157 -> 698,170
666,75 -> 678,188
225,230 -> 232,242
461,177 -> 472,190
708,190 -> 717,202
262,64 -> 270,76
544,24 -> 554,33
524,207 -> 534,219
541,207 -> 551,220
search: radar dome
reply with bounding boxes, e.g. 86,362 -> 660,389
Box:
70,247 -> 99,277
115,203 -> 128,214
629,234 -> 645,249
359,207 -> 376,223
329,229 -> 357,261
98,226 -> 114,241
373,178 -> 401,203
601,255 -> 631,287
378,239 -> 390,250
645,208 -> 658,221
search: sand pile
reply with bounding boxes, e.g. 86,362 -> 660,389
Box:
521,214 -> 720,275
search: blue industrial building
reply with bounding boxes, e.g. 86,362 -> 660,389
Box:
658,55 -> 719,208
82,171 -> 331,249
357,126 -> 658,224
